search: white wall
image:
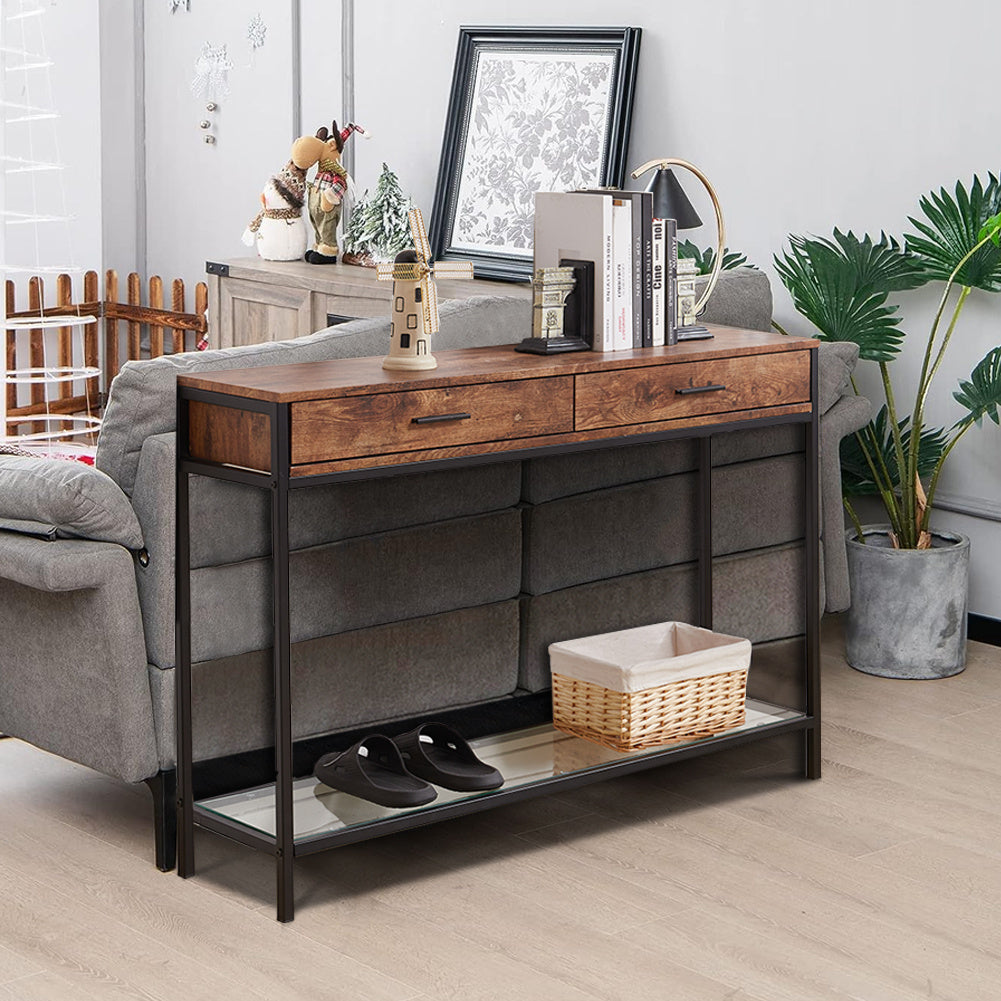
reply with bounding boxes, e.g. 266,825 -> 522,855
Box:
142,0 -> 297,292
98,0 -> 140,279
348,0 -> 1001,618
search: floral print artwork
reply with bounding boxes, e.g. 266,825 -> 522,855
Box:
450,49 -> 616,256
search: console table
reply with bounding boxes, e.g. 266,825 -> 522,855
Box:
175,326 -> 820,921
205,257 -> 532,348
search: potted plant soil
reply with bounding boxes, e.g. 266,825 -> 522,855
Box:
776,175 -> 1001,678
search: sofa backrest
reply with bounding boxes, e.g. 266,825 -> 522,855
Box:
697,267 -> 772,332
95,294 -> 532,496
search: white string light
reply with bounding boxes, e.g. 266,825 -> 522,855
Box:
2,0 -> 99,458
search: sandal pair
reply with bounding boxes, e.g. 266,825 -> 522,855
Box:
313,723 -> 503,808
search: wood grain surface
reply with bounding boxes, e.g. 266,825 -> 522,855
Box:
288,402 -> 813,477
290,376 -> 574,464
178,326 -> 816,403
575,350 -> 811,430
215,256 -> 533,303
188,401 -> 271,472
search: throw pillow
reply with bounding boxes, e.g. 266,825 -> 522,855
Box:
0,454 -> 143,549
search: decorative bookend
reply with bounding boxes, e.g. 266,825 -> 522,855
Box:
516,264 -> 592,355
676,256 -> 712,339
377,207 -> 473,370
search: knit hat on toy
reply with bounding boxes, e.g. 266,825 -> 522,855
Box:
272,159 -> 306,209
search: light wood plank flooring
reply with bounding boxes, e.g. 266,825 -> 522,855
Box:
1,618 -> 999,1001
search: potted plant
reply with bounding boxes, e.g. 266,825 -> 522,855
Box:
775,174 -> 1001,679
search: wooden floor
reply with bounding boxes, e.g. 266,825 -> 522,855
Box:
2,618 -> 1000,1001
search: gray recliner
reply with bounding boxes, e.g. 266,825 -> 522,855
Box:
0,269 -> 871,869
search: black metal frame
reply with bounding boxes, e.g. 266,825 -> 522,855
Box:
428,25 -> 642,282
175,354 -> 821,922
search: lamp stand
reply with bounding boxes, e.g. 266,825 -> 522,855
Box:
631,157 -> 726,343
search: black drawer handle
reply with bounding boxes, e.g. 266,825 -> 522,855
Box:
411,412 -> 472,425
675,383 -> 726,395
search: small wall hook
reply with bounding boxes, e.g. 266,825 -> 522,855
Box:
204,134 -> 216,144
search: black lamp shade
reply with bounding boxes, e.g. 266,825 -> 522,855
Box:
646,167 -> 702,229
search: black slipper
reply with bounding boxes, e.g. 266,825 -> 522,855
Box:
313,735 -> 437,808
393,723 -> 504,792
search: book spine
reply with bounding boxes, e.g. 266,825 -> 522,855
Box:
629,197 -> 643,347
600,198 -> 615,351
639,198 -> 653,347
651,217 -> 666,347
612,199 -> 632,350
666,219 -> 678,347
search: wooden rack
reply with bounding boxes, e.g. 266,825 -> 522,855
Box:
4,269 -> 208,436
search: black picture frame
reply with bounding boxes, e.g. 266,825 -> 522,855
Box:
429,25 -> 642,283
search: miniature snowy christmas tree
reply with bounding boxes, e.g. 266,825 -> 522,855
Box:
340,190 -> 374,266
364,164 -> 412,261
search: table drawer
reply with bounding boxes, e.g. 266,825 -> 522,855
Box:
575,351 -> 811,430
291,376 -> 574,463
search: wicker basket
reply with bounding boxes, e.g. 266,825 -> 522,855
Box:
549,622 -> 751,752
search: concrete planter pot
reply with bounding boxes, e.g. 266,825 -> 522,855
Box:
845,525 -> 970,679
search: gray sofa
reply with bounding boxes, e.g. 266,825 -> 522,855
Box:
0,268 -> 870,869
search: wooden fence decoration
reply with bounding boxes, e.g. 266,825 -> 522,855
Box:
4,269 -> 208,436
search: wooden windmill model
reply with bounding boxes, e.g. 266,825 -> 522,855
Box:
377,208 -> 473,371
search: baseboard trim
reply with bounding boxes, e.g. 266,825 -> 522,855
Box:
969,613 -> 1001,647
935,490 -> 1001,523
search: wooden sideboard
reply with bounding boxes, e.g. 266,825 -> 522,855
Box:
205,257 -> 532,348
176,326 -> 820,921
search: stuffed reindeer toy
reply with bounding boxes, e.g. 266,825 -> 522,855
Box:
303,121 -> 367,264
241,121 -> 366,263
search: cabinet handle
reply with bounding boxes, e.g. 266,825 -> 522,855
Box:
411,412 -> 472,425
675,383 -> 726,395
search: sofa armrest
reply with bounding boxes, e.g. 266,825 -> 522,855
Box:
817,341 -> 861,415
820,394 -> 873,613
0,531 -> 158,783
0,531 -> 141,592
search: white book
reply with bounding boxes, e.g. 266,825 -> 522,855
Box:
612,198 -> 632,351
651,217 -> 666,347
533,191 -> 615,351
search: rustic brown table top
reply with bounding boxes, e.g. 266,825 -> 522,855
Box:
177,325 -> 817,404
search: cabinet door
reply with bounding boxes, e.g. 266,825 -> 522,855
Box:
217,277 -> 312,347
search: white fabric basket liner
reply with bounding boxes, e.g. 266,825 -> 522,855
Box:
548,621 -> 752,694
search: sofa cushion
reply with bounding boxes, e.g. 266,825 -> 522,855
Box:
175,600 -> 523,762
522,439 -> 697,505
521,452 -> 805,596
175,509 -> 522,667
95,294 -> 531,496
713,542 -> 809,643
0,455 -> 143,549
697,267 -> 772,332
522,473 -> 698,595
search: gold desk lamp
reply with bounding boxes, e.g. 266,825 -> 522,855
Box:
631,158 -> 725,341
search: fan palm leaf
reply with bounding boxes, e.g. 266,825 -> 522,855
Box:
841,405 -> 947,496
774,231 -> 925,361
677,240 -> 749,276
953,345 -> 1001,427
905,174 -> 1001,290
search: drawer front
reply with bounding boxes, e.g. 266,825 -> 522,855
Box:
575,351 -> 811,430
292,376 -> 574,464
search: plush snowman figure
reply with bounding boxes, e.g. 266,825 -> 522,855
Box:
242,159 -> 308,261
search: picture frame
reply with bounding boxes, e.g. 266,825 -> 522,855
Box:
429,26 -> 642,282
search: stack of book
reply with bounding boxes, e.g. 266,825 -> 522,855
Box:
534,190 -> 680,352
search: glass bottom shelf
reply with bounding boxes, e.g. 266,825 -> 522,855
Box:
197,699 -> 804,843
